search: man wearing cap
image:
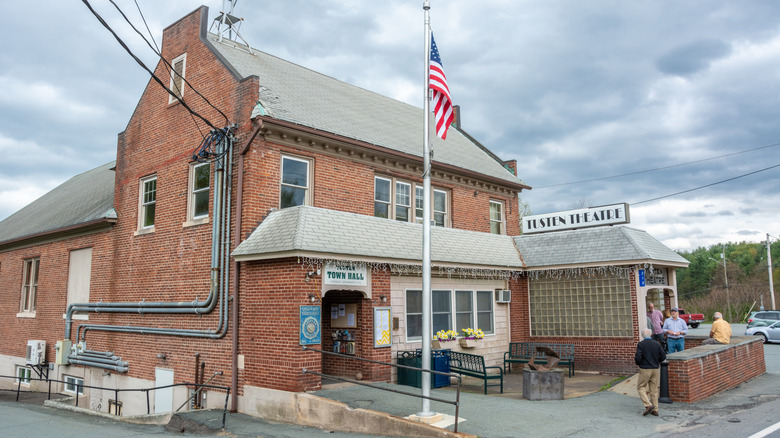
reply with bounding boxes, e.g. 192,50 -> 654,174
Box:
702,312 -> 731,345
662,307 -> 688,353
636,328 -> 666,416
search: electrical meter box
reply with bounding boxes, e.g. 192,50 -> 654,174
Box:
55,340 -> 72,365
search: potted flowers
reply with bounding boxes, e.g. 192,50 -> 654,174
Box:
458,328 -> 484,348
433,330 -> 459,349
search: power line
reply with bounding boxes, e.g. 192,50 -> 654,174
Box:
80,0 -> 219,131
109,0 -> 230,129
535,140 -> 780,189
632,162 -> 780,205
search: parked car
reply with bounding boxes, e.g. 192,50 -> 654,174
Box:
745,321 -> 780,343
746,310 -> 780,328
677,308 -> 704,328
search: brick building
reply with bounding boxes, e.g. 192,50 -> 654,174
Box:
0,6 -> 687,417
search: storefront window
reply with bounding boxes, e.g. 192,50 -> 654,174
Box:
529,273 -> 632,337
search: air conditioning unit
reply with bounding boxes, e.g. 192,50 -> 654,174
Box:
495,289 -> 511,303
26,340 -> 46,365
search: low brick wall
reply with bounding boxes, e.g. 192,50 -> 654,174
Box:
666,336 -> 765,403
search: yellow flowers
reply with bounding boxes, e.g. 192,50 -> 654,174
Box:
462,328 -> 484,339
435,329 -> 459,341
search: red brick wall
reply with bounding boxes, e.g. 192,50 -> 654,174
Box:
238,258 -> 322,392
0,231 -> 113,365
666,337 -> 765,402
507,270 -> 641,374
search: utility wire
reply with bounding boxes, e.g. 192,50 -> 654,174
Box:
130,0 -> 205,139
535,140 -> 780,189
110,0 -> 230,129
80,0 -> 219,131
632,162 -> 780,205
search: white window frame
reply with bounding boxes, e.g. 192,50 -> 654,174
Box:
168,53 -> 186,104
16,366 -> 31,384
489,200 -> 505,235
405,288 -> 495,341
185,162 -> 210,225
137,175 -> 157,232
374,176 -> 449,226
280,155 -> 312,208
432,189 -> 449,227
64,375 -> 85,395
19,257 -> 39,315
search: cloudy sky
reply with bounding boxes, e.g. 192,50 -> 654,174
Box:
2,0 -> 780,252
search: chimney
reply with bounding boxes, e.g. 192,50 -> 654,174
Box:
453,105 -> 461,129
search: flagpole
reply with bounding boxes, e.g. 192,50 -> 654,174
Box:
419,0 -> 434,417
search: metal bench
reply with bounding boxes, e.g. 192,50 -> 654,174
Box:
503,342 -> 575,377
445,350 -> 503,394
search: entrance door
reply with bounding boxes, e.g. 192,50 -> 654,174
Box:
154,368 -> 174,413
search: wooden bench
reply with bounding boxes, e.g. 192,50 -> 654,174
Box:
445,350 -> 503,394
503,342 -> 575,377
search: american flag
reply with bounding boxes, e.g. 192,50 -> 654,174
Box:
429,34 -> 454,140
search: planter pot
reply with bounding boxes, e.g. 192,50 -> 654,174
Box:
459,338 -> 482,348
432,340 -> 441,349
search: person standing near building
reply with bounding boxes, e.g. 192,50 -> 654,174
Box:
647,302 -> 664,344
702,312 -> 731,345
663,307 -> 688,353
635,328 -> 666,416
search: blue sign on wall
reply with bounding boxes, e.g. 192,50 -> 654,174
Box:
300,305 -> 321,345
638,269 -> 645,287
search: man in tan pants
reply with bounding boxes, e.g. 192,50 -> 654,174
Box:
635,328 -> 667,416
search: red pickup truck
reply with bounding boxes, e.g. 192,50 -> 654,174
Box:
678,308 -> 704,328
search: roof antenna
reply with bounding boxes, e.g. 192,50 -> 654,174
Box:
210,0 -> 253,54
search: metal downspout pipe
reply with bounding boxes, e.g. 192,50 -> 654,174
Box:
230,120 -> 262,411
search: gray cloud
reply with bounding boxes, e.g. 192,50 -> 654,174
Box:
656,39 -> 732,77
2,0 -> 780,253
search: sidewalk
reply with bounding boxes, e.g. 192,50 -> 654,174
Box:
313,365 -> 780,438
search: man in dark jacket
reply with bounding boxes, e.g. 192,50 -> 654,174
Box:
635,328 -> 666,416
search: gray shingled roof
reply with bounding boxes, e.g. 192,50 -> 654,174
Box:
513,226 -> 689,269
206,35 -> 526,188
232,206 -> 523,269
0,162 -> 116,244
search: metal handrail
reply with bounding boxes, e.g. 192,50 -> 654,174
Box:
301,346 -> 461,433
0,374 -> 231,429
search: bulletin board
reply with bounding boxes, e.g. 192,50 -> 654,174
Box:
330,303 -> 357,328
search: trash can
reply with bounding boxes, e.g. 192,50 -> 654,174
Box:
396,350 -> 422,388
430,349 -> 451,388
396,350 -> 451,389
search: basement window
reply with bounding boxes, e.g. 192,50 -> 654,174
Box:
64,375 -> 84,395
15,366 -> 31,384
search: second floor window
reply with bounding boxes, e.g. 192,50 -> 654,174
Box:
20,257 -> 39,314
280,155 -> 311,208
140,175 -> 157,229
374,176 -> 449,226
189,162 -> 210,221
490,200 -> 505,234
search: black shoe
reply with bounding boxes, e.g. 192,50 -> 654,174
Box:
643,406 -> 653,416
651,410 -> 658,416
